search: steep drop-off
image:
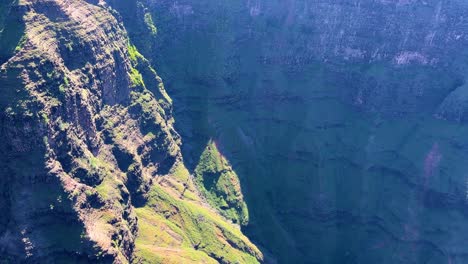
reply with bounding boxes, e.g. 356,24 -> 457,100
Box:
5,0 -> 468,263
119,0 -> 468,263
0,0 -> 262,263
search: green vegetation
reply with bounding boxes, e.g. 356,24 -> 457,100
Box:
128,43 -> 144,64
0,0 -> 263,262
58,77 -> 69,94
129,67 -> 145,88
58,83 -> 66,94
144,13 -> 157,35
14,34 -> 26,52
144,131 -> 155,140
63,76 -> 69,86
127,41 -> 173,109
58,120 -> 69,131
134,183 -> 261,264
46,70 -> 58,79
195,141 -> 249,225
73,154 -> 111,187
129,90 -> 169,136
95,176 -> 124,201
40,111 -> 49,124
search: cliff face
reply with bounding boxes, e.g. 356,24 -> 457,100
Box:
0,0 -> 261,263
4,0 -> 468,263
128,0 -> 468,263
146,0 -> 468,116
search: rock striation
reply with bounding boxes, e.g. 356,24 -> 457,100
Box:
0,0 -> 262,263
132,0 -> 468,263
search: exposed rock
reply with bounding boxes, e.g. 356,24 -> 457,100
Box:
0,0 -> 262,263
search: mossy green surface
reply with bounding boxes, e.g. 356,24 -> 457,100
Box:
195,141 -> 249,225
128,43 -> 144,65
143,13 -> 157,36
129,67 -> 145,88
134,181 -> 261,264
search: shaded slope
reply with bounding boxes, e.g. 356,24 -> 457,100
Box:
128,0 -> 468,263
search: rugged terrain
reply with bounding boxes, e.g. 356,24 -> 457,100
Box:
131,0 -> 468,263
0,0 -> 261,263
3,0 -> 468,263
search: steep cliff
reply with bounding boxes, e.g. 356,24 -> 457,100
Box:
0,0 -> 262,263
123,0 -> 468,263
5,0 -> 468,263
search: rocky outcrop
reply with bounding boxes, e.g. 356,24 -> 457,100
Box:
195,141 -> 249,226
0,0 -> 262,263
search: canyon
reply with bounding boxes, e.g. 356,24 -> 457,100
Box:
2,0 -> 468,263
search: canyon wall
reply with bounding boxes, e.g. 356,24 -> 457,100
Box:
135,0 -> 468,263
